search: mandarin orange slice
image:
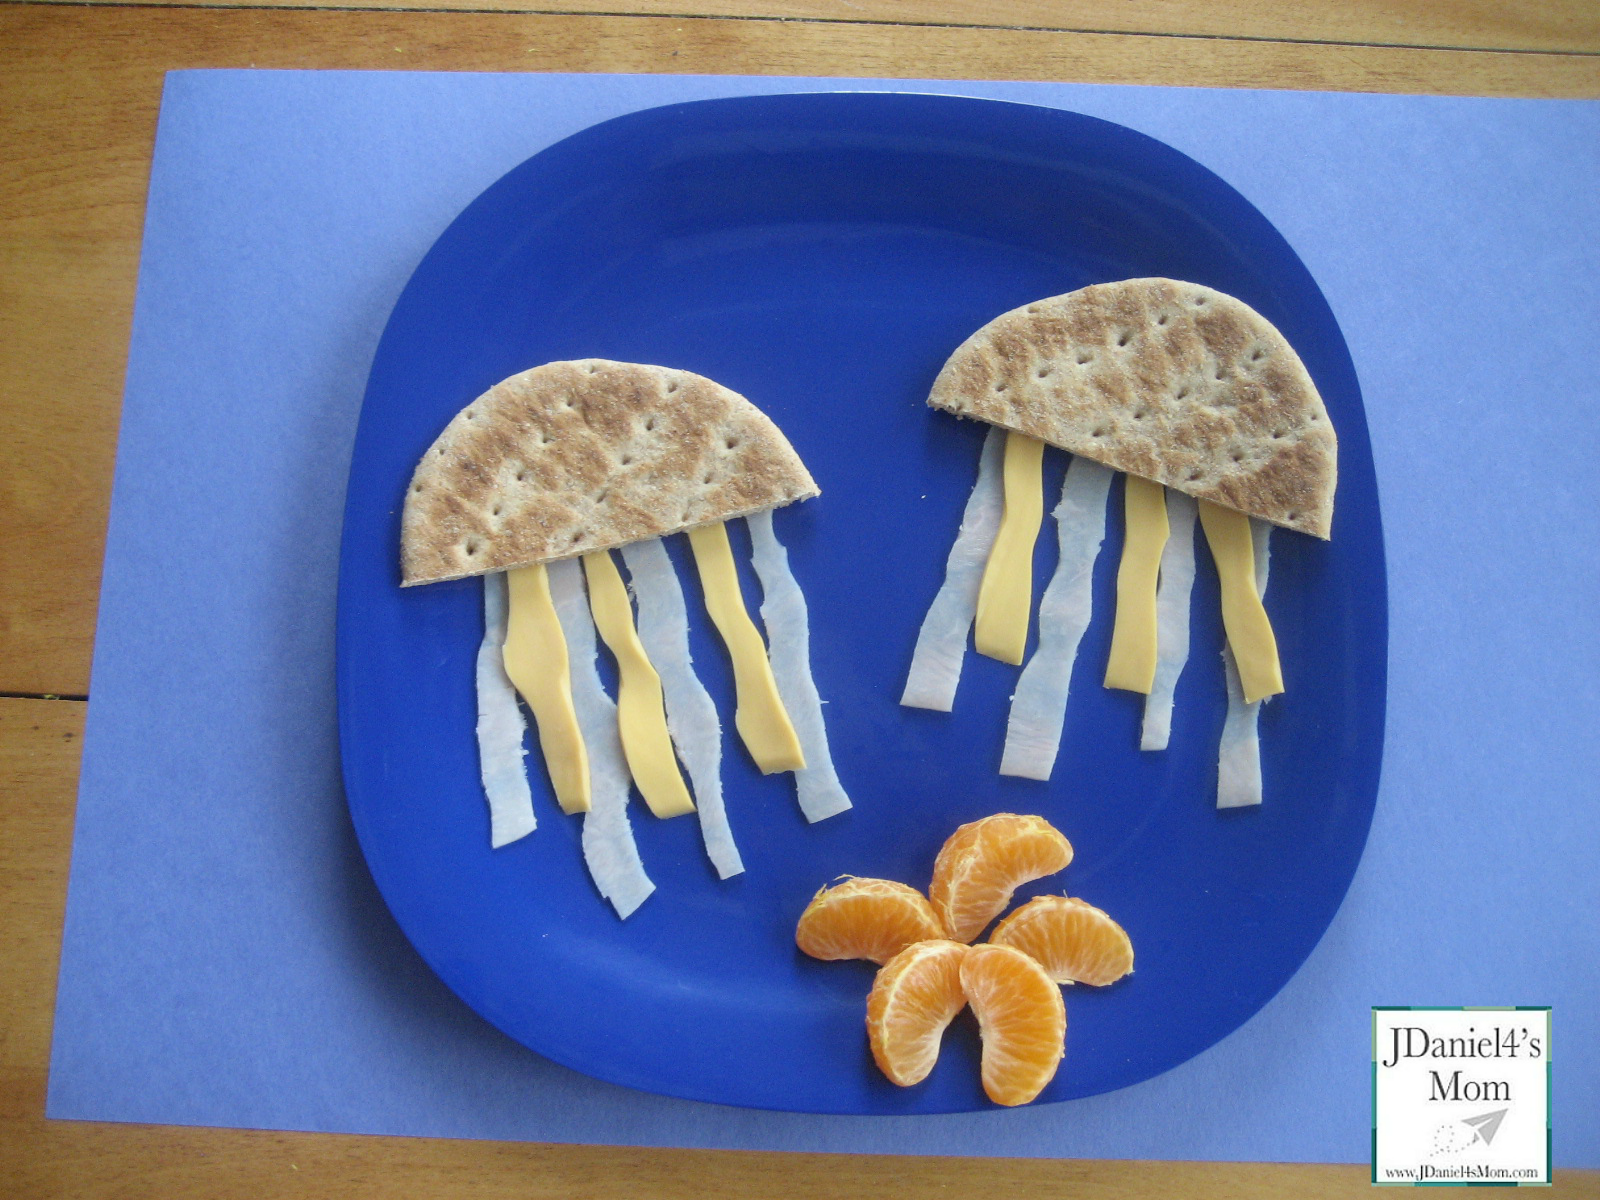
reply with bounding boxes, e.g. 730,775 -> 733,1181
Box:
990,895 -> 1134,986
866,940 -> 970,1087
928,814 -> 1074,943
960,942 -> 1066,1106
795,877 -> 946,965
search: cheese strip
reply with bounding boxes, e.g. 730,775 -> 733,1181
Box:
1000,456 -> 1114,780
620,538 -> 744,879
582,550 -> 695,819
974,430 -> 1045,665
1140,490 -> 1198,751
688,522 -> 805,774
1218,520 -> 1272,808
1104,474 -> 1170,693
747,511 -> 852,823
1198,500 -> 1283,705
476,571 -> 537,847
901,426 -> 1005,711
503,563 -> 590,814
548,559 -> 654,919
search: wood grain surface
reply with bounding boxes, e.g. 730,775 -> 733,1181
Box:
50,0 -> 1600,55
1,3 -> 1597,1195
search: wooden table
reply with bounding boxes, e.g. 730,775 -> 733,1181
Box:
2,3 -> 1596,1195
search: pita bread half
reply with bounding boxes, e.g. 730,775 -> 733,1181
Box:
928,279 -> 1337,538
402,360 -> 819,586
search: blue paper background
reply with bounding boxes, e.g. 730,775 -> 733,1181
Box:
49,69 -> 1599,1164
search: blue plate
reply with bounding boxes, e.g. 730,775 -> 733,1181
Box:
337,92 -> 1386,1114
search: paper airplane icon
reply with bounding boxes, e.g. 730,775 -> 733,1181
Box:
1463,1109 -> 1508,1146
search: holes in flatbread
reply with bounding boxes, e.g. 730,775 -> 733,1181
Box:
724,438 -> 740,450
644,417 -> 657,432
1230,452 -> 1244,464
1187,470 -> 1203,483
1249,347 -> 1267,364
436,447 -> 446,457
1116,331 -> 1130,348
995,382 -> 1008,393
464,539 -> 480,557
1176,387 -> 1191,400
666,380 -> 679,394
594,490 -> 609,506
1214,367 -> 1227,381
465,410 -> 476,421
570,530 -> 586,544
1156,314 -> 1169,327
1272,429 -> 1287,440
1036,366 -> 1052,378
587,364 -> 600,374
702,472 -> 715,485
1133,410 -> 1147,421
1026,304 -> 1041,314
1192,295 -> 1208,306
1076,354 -> 1093,366
1287,511 -> 1301,523
491,504 -> 502,517
1091,427 -> 1107,439
619,455 -> 633,467
412,484 -> 423,494
515,471 -> 527,483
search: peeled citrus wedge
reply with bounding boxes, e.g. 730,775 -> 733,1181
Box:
866,940 -> 970,1087
990,895 -> 1134,986
796,877 -> 946,965
960,942 -> 1066,1107
929,814 -> 1074,942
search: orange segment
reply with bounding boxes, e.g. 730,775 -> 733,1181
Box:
929,813 -> 1074,943
795,877 -> 946,965
866,940 -> 970,1087
990,896 -> 1134,986
960,942 -> 1066,1107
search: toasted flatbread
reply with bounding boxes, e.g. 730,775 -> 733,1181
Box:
402,360 -> 818,585
927,279 -> 1336,538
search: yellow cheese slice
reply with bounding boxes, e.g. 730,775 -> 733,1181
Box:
1198,500 -> 1284,704
1105,474 -> 1170,694
974,430 -> 1045,665
687,521 -> 806,774
502,563 -> 591,814
581,550 -> 696,819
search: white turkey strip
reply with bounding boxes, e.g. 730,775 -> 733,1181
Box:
547,558 -> 654,917
476,571 -> 537,847
999,456 -> 1115,780
746,510 -> 852,823
618,538 -> 744,878
1217,519 -> 1273,809
1140,491 -> 1199,752
900,425 -> 1006,711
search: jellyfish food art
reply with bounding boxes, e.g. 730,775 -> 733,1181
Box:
402,360 -> 850,918
903,279 -> 1337,806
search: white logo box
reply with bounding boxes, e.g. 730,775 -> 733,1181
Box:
1372,1007 -> 1551,1186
